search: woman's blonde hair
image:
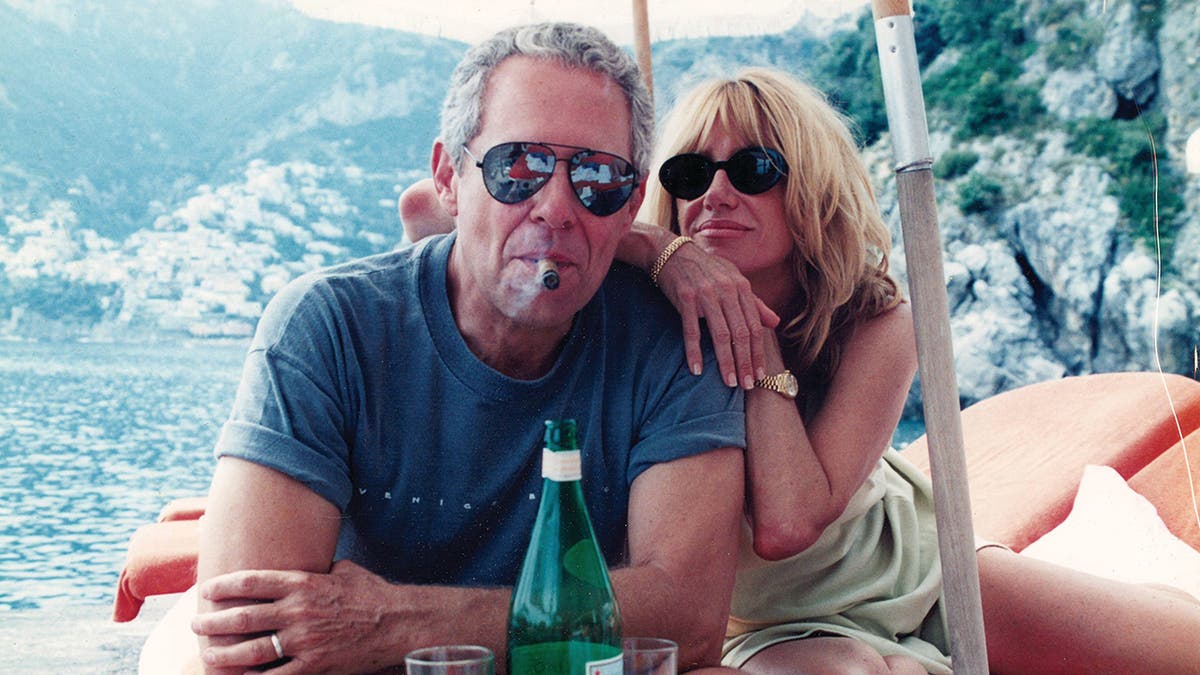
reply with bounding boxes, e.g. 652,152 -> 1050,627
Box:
642,68 -> 901,390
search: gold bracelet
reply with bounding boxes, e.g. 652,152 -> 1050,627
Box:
649,235 -> 693,286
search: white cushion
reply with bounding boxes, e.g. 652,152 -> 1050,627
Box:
1021,464 -> 1200,601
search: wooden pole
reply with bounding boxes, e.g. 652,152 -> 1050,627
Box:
870,1 -> 989,671
631,0 -> 654,103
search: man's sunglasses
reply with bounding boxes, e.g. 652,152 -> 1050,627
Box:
462,141 -> 639,217
658,147 -> 788,201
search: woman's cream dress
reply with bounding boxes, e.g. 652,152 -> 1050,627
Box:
722,449 -> 952,674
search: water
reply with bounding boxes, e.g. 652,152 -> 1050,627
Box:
0,340 -> 247,672
893,416 -> 926,449
0,339 -> 926,671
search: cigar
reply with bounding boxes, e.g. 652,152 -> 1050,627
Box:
538,259 -> 560,290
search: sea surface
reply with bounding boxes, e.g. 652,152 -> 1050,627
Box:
0,340 -> 248,673
0,339 -> 926,672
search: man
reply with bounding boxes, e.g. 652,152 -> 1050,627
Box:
190,23 -> 745,673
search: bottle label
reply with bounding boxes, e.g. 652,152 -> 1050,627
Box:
508,641 -> 622,674
542,448 -> 582,482
585,652 -> 623,675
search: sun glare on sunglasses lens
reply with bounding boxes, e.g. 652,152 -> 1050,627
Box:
466,141 -> 637,217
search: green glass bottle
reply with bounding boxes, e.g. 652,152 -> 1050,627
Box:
507,419 -> 623,675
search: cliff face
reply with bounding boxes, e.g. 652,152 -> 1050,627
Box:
880,0 -> 1200,412
1161,0 -> 1200,287
2,0 -> 1196,408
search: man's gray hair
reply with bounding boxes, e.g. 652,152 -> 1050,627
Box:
439,22 -> 654,178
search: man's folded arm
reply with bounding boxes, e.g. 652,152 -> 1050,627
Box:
614,446 -> 745,670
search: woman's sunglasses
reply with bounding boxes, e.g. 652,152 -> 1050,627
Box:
462,141 -> 639,217
658,147 -> 788,201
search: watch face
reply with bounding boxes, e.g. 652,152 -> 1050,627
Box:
784,375 -> 799,397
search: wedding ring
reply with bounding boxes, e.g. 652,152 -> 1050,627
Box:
270,632 -> 285,660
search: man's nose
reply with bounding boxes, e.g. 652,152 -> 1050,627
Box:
529,162 -> 579,229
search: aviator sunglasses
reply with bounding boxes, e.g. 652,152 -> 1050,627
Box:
462,141 -> 639,217
658,146 -> 788,201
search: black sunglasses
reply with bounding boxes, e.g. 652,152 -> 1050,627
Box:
658,147 -> 788,201
462,141 -> 639,217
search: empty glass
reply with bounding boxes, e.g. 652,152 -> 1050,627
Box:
622,637 -> 678,674
404,645 -> 494,675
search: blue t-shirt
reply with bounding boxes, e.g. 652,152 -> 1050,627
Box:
215,233 -> 744,586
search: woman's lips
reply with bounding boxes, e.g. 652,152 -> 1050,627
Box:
692,220 -> 750,239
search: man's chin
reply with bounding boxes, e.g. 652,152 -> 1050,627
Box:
492,278 -> 590,327
499,294 -> 582,328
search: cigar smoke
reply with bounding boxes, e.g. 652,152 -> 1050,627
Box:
538,259 -> 560,290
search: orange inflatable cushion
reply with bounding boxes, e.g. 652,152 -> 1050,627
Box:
905,373 -> 1200,551
112,499 -> 205,622
1129,427 -> 1200,551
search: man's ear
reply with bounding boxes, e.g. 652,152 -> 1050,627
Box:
431,140 -> 460,217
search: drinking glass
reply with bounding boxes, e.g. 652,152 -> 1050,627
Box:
404,645 -> 494,675
622,637 -> 678,674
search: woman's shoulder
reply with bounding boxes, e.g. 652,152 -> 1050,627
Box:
853,300 -> 913,346
834,301 -> 916,375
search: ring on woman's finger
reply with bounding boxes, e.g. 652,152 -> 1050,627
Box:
270,632 -> 284,660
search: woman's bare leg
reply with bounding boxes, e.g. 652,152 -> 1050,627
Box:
737,636 -> 917,675
978,546 -> 1200,673
882,654 -> 928,675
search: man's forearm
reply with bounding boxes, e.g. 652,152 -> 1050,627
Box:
413,565 -> 731,672
193,564 -> 514,674
397,558 -> 734,672
382,582 -> 514,668
609,563 -> 734,669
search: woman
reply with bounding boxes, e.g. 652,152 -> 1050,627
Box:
641,68 -> 1200,674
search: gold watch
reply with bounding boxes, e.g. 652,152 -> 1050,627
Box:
753,370 -> 799,399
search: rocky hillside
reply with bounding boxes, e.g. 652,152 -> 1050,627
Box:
868,0 -> 1199,411
0,0 -> 460,339
1,0 -> 1196,408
